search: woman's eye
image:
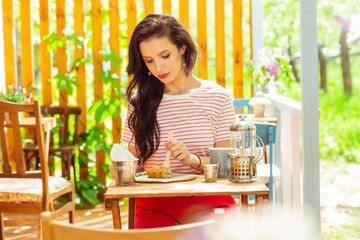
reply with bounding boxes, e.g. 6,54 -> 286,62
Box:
162,54 -> 170,59
145,59 -> 153,64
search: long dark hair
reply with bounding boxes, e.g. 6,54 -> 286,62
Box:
126,14 -> 198,165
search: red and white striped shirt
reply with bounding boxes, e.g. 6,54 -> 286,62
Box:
121,79 -> 236,174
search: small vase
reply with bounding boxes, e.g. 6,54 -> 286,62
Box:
268,80 -> 283,96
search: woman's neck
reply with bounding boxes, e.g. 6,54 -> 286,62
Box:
163,75 -> 201,95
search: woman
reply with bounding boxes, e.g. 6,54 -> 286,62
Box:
119,14 -> 236,228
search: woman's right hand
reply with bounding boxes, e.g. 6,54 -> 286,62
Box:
166,139 -> 201,169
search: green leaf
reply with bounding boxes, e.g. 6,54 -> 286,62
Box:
97,70 -> 106,78
81,189 -> 100,205
74,57 -> 89,67
95,102 -> 107,123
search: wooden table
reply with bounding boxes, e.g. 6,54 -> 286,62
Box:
5,117 -> 56,165
105,175 -> 269,229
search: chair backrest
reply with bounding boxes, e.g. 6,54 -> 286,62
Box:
41,211 -> 215,240
233,99 -> 252,114
254,122 -> 276,147
0,100 -> 49,189
41,105 -> 82,146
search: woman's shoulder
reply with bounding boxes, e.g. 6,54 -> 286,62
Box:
200,79 -> 232,98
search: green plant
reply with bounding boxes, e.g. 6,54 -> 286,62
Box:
75,125 -> 111,208
0,84 -> 33,103
44,32 -> 89,96
75,176 -> 105,208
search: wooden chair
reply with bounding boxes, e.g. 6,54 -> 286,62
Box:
0,100 -> 75,240
24,105 -> 82,182
233,99 -> 252,114
254,122 -> 280,201
41,209 -> 225,240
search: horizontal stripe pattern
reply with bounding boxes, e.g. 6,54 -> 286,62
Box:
121,80 -> 236,174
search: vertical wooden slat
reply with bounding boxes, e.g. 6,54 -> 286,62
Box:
1,0 -> 17,170
162,0 -> 171,14
144,0 -> 154,15
179,0 -> 189,30
249,1 -> 254,96
300,0 -> 320,235
92,0 -> 105,196
197,0 -> 208,80
280,111 -> 291,210
56,0 -> 68,106
20,0 -> 35,157
127,0 -> 137,42
249,0 -> 253,61
291,116 -> 301,212
20,0 -> 34,90
74,0 -> 88,180
2,0 -> 17,87
39,0 -> 52,105
233,0 -> 243,98
215,0 -> 225,87
110,0 -> 122,143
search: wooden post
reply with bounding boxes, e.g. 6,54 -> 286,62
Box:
215,0 -> 225,87
179,0 -> 189,30
127,0 -> 137,42
39,0 -> 52,105
250,0 -> 263,59
92,0 -> 105,198
143,0 -> 154,15
2,0 -> 17,87
162,0 -> 171,14
300,0 -> 320,236
250,0 -> 263,97
233,0 -> 243,99
110,0 -> 122,143
0,0 -> 6,87
197,0 -> 208,80
74,0 -> 88,180
56,0 -> 68,106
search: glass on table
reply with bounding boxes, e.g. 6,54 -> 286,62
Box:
203,164 -> 218,183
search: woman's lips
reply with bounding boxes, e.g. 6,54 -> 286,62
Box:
158,73 -> 170,79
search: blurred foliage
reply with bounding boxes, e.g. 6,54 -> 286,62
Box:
262,0 -> 360,163
318,60 -> 360,163
323,206 -> 360,239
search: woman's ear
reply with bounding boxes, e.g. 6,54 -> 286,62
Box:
180,45 -> 186,55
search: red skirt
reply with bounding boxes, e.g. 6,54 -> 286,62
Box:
135,196 -> 236,229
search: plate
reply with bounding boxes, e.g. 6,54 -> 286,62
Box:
135,172 -> 197,183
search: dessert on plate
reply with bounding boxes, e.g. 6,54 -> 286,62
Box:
146,168 -> 172,178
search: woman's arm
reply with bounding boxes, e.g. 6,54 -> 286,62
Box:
128,144 -> 139,158
214,139 -> 231,148
166,139 -> 230,172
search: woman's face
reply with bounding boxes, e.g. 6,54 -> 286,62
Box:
139,36 -> 186,85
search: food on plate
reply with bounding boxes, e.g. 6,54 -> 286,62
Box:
146,168 -> 172,178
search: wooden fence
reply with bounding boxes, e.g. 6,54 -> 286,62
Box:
1,0 -> 254,184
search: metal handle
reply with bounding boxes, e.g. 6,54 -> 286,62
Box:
252,135 -> 265,164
